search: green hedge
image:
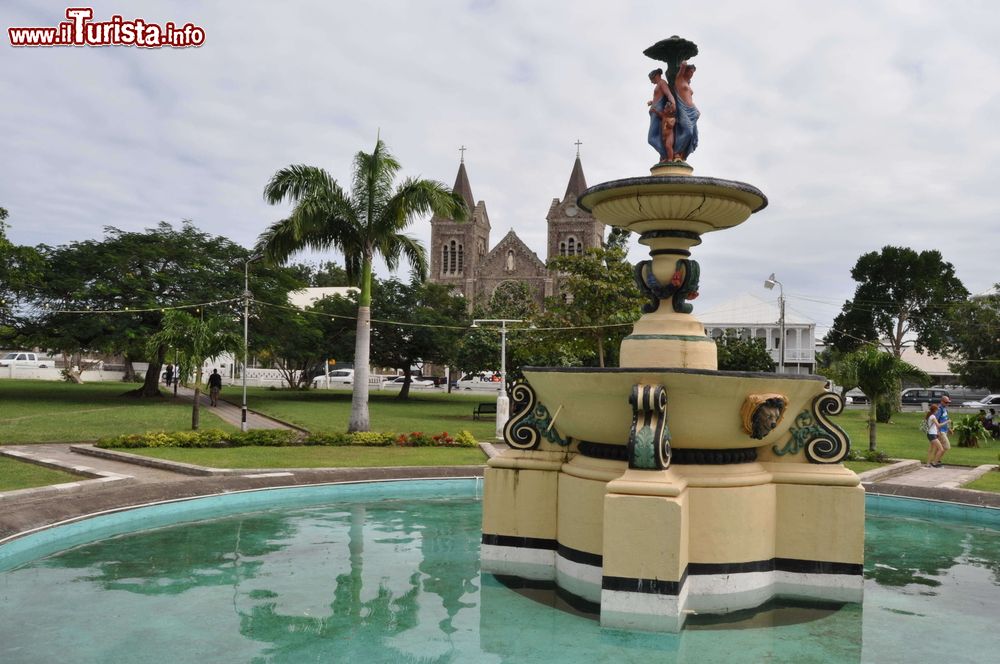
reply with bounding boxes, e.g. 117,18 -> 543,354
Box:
96,428 -> 478,449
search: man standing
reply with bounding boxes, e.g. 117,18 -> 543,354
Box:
933,395 -> 952,467
208,368 -> 223,407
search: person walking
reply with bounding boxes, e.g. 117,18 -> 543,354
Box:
935,395 -> 952,466
925,403 -> 944,468
164,363 -> 174,387
208,368 -> 223,407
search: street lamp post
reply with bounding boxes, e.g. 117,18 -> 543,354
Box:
764,273 -> 785,374
241,255 -> 261,431
471,318 -> 524,439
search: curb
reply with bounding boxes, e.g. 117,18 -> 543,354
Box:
71,444 -> 490,478
0,448 -> 134,501
71,444 -> 221,476
857,459 -> 921,483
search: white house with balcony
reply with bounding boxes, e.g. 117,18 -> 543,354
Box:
699,293 -> 816,374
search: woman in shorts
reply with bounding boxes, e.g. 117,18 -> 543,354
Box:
925,403 -> 943,468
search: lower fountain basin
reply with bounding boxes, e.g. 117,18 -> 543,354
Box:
521,366 -> 828,449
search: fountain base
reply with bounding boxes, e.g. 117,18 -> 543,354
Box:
482,453 -> 863,632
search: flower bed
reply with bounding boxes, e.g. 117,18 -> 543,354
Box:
96,428 -> 477,449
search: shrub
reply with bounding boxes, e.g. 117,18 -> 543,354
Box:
846,448 -> 891,464
303,432 -> 352,446
229,429 -> 299,447
953,414 -> 990,448
453,430 -> 477,447
96,428 -> 297,449
348,431 -> 395,447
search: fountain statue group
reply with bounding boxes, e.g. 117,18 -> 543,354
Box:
480,35 -> 863,634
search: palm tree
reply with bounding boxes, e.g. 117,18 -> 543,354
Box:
257,139 -> 466,431
852,344 -> 930,451
148,310 -> 241,430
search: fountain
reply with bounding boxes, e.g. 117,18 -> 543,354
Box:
480,36 -> 864,632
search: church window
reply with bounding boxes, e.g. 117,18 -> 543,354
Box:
458,244 -> 464,273
449,240 -> 458,273
559,241 -> 566,256
442,244 -> 450,274
561,236 -> 579,256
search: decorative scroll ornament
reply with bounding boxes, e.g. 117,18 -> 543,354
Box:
628,384 -> 672,469
773,392 -> 850,463
635,258 -> 700,314
503,380 -> 569,450
741,393 -> 789,440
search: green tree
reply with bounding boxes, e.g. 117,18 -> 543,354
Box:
369,279 -> 467,399
0,207 -> 43,343
851,345 -> 930,451
715,331 -> 776,372
825,246 -> 968,357
257,139 -> 466,431
817,349 -> 860,400
25,222 -> 247,395
147,310 -> 241,429
542,245 -> 644,367
947,287 -> 1000,391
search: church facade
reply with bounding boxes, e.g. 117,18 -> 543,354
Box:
428,154 -> 604,310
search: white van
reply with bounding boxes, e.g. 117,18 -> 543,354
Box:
456,371 -> 503,392
0,351 -> 49,368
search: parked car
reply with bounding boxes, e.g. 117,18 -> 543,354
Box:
0,351 -> 49,368
844,389 -> 868,405
312,369 -> 354,388
963,394 -> 1000,408
380,375 -> 437,389
900,388 -> 949,406
456,372 -> 504,391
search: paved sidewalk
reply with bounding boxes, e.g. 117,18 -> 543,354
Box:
172,385 -> 299,431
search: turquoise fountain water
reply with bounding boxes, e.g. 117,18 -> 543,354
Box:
0,480 -> 998,663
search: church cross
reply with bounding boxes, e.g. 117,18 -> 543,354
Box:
459,145 -> 467,163
574,139 -> 582,157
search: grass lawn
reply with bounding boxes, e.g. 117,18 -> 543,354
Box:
844,461 -> 885,474
964,470 -> 1000,493
231,387 -> 500,440
836,409 -> 1000,467
0,455 -> 82,491
127,445 -> 486,468
0,379 -> 234,444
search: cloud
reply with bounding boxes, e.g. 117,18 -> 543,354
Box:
2,0 -> 998,323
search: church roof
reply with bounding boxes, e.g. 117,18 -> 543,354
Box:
453,161 -> 476,212
564,156 -> 588,200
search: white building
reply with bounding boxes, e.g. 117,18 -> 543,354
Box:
699,294 -> 816,374
287,286 -> 358,309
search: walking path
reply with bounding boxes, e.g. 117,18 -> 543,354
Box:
173,385 -> 299,431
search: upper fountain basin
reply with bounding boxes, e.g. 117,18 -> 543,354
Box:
522,366 -> 826,449
578,175 -> 767,237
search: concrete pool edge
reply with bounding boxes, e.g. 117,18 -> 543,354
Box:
0,464 -> 485,543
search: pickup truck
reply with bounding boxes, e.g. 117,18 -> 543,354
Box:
0,351 -> 50,368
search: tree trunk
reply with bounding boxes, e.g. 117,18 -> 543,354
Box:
192,366 -> 203,430
596,330 -> 605,368
124,347 -> 165,397
348,305 -> 371,432
397,367 -> 412,401
122,356 -> 136,382
868,401 -> 878,451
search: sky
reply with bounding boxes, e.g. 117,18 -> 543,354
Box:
3,0 -> 999,335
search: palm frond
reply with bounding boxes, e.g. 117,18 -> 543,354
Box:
379,233 -> 428,282
263,165 -> 339,205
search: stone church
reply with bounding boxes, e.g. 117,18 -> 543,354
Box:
428,153 -> 604,310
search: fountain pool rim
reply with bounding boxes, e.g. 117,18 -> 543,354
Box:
2,477 -> 998,575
